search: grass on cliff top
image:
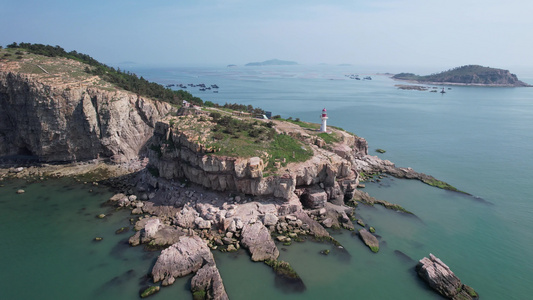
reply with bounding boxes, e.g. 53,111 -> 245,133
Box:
210,131 -> 313,167
169,113 -> 313,171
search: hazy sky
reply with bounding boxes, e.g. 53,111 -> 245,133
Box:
1,0 -> 532,72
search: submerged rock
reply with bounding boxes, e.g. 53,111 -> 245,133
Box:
358,228 -> 379,253
416,254 -> 478,300
140,286 -> 160,298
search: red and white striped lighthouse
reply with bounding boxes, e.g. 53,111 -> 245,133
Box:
320,108 -> 328,132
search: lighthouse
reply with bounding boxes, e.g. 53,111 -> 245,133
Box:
320,108 -> 328,132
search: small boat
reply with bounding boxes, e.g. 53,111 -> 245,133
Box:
440,88 -> 446,94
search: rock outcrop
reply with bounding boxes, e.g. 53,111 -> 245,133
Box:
0,70 -> 173,162
240,221 -> 279,261
358,228 -> 379,253
191,264 -> 229,300
152,236 -> 214,286
416,254 -> 478,300
148,117 -> 364,201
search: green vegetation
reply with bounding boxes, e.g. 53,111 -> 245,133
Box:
200,113 -> 313,171
209,102 -> 265,116
376,148 -> 386,153
422,177 -> 470,195
393,64 -> 529,86
264,259 -> 300,279
317,132 -> 339,144
192,289 -> 207,300
115,227 -> 129,234
285,118 -> 320,130
140,286 -> 160,298
5,42 -> 203,106
464,285 -> 478,298
313,235 -> 342,247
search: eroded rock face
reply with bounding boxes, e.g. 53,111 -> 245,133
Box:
152,236 -> 214,286
416,254 -> 478,300
0,72 -> 172,162
148,120 -> 362,201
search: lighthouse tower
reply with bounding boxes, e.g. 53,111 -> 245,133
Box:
320,108 -> 328,132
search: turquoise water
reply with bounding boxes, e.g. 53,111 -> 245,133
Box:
1,65 -> 533,299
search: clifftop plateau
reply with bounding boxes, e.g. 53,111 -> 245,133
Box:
393,65 -> 531,87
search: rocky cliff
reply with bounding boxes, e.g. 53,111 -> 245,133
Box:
147,113 -> 368,202
0,61 -> 173,163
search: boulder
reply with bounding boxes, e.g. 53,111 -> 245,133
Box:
358,228 -> 379,253
152,236 -> 214,286
263,213 -> 279,227
175,206 -> 199,228
240,221 -> 279,261
300,189 -> 327,209
191,264 -> 229,300
144,218 -> 161,239
416,254 -> 478,300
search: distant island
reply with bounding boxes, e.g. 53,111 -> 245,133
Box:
245,59 -> 298,66
393,65 -> 531,87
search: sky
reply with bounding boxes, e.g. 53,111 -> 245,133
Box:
1,0 -> 532,72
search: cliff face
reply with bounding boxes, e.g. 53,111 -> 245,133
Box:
148,118 -> 368,201
0,71 -> 173,162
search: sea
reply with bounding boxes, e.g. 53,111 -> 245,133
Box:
1,64 -> 532,300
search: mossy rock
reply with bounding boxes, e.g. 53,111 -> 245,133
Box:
320,249 -> 330,255
192,289 -> 207,300
369,227 -> 376,233
264,259 -> 300,279
376,149 -> 386,153
115,227 -> 129,234
97,214 -> 106,219
140,286 -> 160,298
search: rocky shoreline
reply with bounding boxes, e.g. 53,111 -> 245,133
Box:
0,148 -> 470,299
0,57 -> 476,299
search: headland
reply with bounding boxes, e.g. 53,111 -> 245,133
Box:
0,43 -> 474,299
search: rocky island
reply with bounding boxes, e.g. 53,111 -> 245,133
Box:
0,43 -> 475,299
245,59 -> 298,66
393,64 -> 531,87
